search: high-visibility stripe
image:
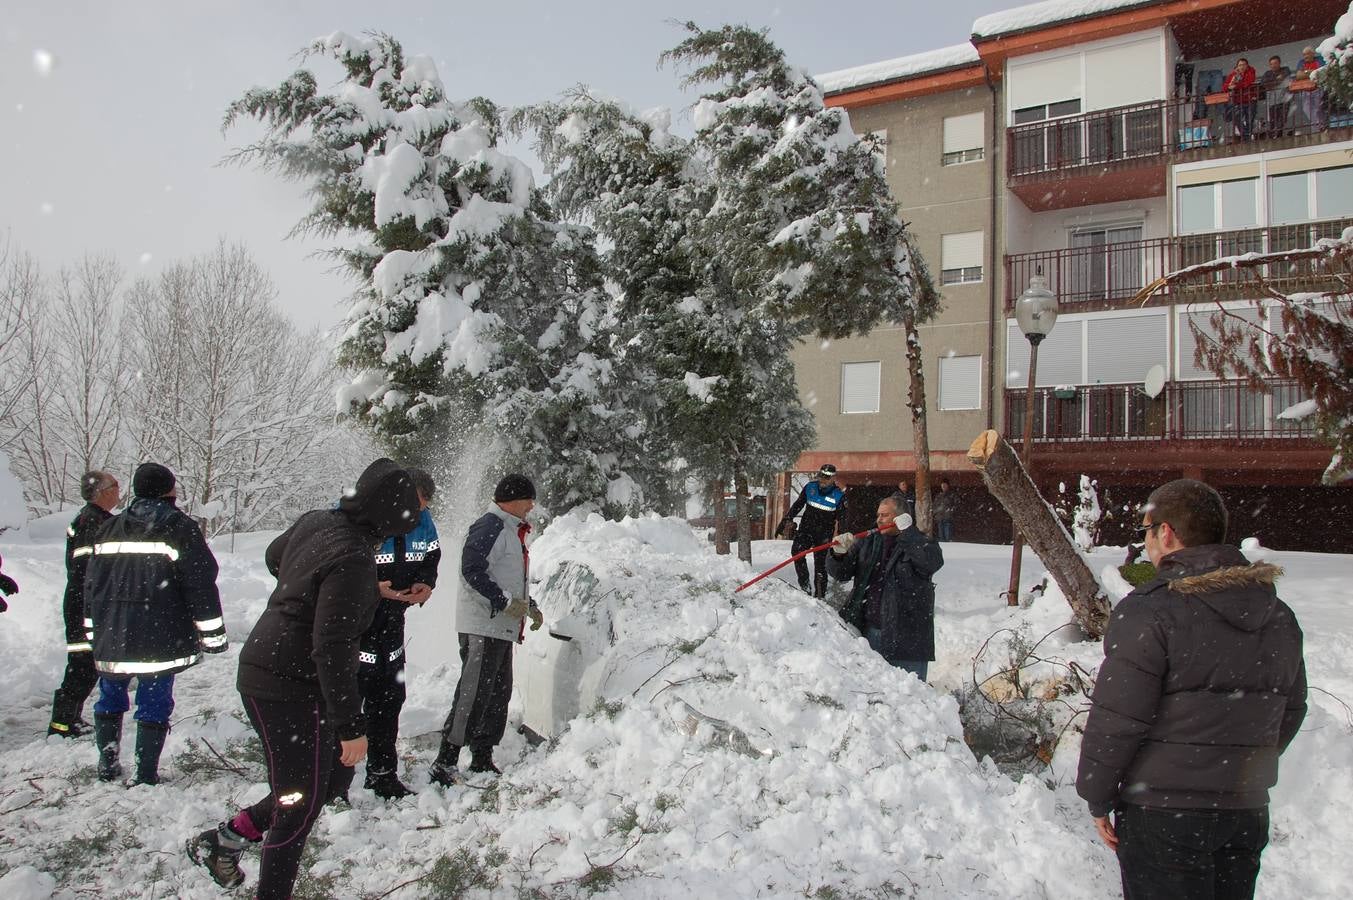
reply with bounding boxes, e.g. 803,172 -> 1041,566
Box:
97,654 -> 199,675
389,646 -> 404,661
72,546 -> 93,558
83,618 -> 94,628
194,617 -> 224,632
374,553 -> 395,564
807,499 -> 839,511
405,552 -> 426,561
200,634 -> 227,650
427,540 -> 439,551
67,642 -> 93,653
358,651 -> 378,665
93,541 -> 180,562
85,630 -> 94,641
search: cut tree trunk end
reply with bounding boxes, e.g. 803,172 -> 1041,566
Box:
966,430 -> 1110,639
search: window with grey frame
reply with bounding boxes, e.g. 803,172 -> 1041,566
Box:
1068,225 -> 1143,303
1011,99 -> 1082,172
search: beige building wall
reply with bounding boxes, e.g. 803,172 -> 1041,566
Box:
790,81 -> 1004,462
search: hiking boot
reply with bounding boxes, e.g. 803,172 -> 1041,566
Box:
468,753 -> 501,775
428,761 -> 462,788
187,824 -> 247,889
93,713 -> 123,782
365,770 -> 413,800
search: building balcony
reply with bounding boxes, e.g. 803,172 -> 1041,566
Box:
1005,91 -> 1353,211
1003,216 -> 1353,311
1002,378 -> 1316,446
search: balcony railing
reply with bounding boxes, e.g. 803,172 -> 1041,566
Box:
1007,88 -> 1352,179
1002,379 -> 1315,444
1008,100 -> 1170,178
1004,217 -> 1353,310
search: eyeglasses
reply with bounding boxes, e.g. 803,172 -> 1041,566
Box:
1134,521 -> 1162,536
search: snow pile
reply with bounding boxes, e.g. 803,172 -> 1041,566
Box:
817,43 -> 981,93
973,0 -> 1159,39
0,519 -> 1349,897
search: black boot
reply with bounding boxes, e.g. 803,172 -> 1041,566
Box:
468,748 -> 501,775
93,713 -> 123,782
187,822 -> 248,889
429,743 -> 461,787
48,690 -> 92,738
365,769 -> 413,800
134,721 -> 169,785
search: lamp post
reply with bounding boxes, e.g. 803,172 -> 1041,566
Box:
1007,270 -> 1059,606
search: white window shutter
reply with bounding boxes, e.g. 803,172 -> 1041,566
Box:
943,113 -> 983,154
841,361 -> 881,414
1087,313 -> 1167,383
941,231 -> 983,270
939,355 -> 982,410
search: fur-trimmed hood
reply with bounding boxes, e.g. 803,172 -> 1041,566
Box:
1156,544 -> 1285,632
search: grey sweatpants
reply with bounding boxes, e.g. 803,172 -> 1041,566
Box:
438,633 -> 513,757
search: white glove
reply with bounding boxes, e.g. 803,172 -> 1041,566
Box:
895,513 -> 913,531
833,532 -> 856,553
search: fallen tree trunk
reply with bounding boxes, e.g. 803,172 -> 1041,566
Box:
967,430 -> 1111,639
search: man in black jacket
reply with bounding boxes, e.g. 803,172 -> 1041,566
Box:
87,463 -> 227,784
828,495 -> 943,681
48,470 -> 120,738
1076,479 -> 1307,900
189,458 -> 418,898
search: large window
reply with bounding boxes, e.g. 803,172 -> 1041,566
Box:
1176,178 -> 1258,232
1006,311 -> 1167,387
940,231 -> 983,285
938,355 -> 982,410
942,112 -> 984,166
840,361 -> 881,414
1069,225 -> 1143,300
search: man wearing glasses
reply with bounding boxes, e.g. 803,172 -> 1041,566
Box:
1076,479 -> 1307,900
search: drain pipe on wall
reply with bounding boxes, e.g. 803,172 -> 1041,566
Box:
984,62 -> 999,431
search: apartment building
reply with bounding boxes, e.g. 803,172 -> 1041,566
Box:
779,0 -> 1353,551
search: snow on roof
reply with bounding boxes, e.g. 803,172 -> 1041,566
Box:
972,0 -> 1161,39
817,43 -> 982,94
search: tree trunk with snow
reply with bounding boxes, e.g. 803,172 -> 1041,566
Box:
904,307 -> 933,535
966,430 -> 1110,639
733,459 -> 753,564
713,478 -> 730,556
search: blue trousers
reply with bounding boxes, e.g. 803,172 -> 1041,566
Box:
865,627 -> 929,681
93,674 -> 175,725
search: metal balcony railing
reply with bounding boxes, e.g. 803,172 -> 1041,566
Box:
1007,100 -> 1170,178
1002,379 -> 1316,444
1004,217 -> 1353,310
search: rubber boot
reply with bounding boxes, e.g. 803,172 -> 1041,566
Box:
94,713 -> 123,782
134,721 -> 169,785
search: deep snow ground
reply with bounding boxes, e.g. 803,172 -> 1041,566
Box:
0,515 -> 1347,899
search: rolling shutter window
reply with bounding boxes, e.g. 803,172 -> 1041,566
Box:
939,355 -> 982,410
1008,53 -> 1083,114
1087,313 -> 1167,383
841,361 -> 881,414
1177,306 -> 1263,379
942,231 -> 983,269
1006,320 -> 1084,387
943,112 -> 984,163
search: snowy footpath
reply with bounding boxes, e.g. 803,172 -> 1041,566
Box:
0,513 -> 1348,898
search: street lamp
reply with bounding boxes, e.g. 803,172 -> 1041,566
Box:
1007,270 -> 1059,606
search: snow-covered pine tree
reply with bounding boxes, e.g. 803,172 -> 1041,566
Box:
663,23 -> 933,559
224,32 -> 659,516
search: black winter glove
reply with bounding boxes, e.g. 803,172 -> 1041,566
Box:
0,573 -> 16,596
777,517 -> 792,536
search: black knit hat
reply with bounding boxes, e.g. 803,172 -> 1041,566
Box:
493,474 -> 536,503
132,462 -> 175,499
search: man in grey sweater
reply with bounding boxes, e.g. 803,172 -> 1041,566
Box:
429,474 -> 542,785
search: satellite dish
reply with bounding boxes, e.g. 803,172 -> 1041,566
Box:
1143,364 -> 1166,399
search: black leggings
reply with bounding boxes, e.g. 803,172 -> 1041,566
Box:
238,695 -> 348,900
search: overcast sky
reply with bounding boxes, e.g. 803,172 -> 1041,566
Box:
2,1 -> 1010,331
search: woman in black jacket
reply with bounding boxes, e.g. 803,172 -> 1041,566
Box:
189,458 -> 419,899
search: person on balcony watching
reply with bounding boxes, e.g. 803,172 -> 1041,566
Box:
1223,57 -> 1259,141
1260,55 -> 1291,136
1293,46 -> 1327,131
